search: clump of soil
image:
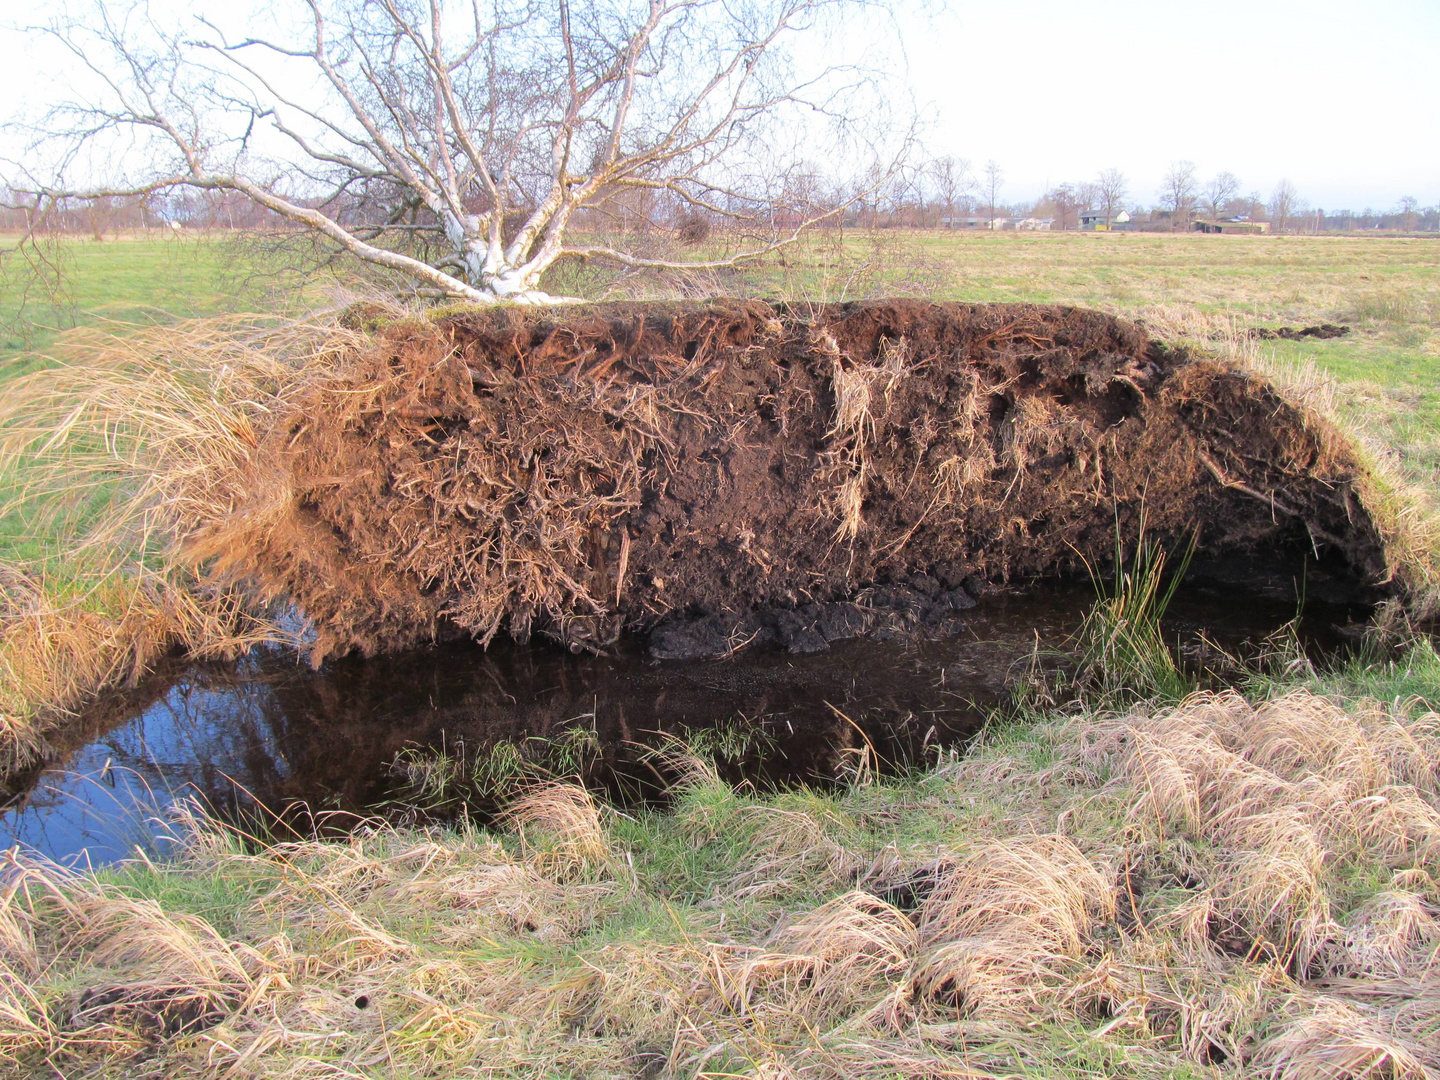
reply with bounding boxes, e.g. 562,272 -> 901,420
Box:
648,572 -> 982,660
1247,324 -> 1351,341
188,301 -> 1389,660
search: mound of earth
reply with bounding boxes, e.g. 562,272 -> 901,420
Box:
188,301 -> 1390,661
1247,323 -> 1351,341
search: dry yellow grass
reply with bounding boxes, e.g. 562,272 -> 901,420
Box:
3,688 -> 1438,1078
0,313 -> 369,763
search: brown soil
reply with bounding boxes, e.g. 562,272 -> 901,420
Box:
189,301 -> 1389,660
1247,323 -> 1351,341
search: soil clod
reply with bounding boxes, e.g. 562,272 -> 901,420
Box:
1247,323 -> 1351,341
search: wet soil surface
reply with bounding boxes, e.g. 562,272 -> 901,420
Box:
1,578 -> 1365,865
1246,324 -> 1351,341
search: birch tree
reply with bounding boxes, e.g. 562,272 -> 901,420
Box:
8,0 -> 910,303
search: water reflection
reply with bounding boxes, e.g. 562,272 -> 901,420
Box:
1,579 -> 1362,865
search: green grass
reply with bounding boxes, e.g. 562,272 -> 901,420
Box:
0,231 -> 337,367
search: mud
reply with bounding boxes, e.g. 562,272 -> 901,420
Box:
189,301 -> 1390,659
1247,324 -> 1352,341
648,570 -> 982,659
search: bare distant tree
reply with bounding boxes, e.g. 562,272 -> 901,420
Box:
1047,182 -> 1086,231
1203,171 -> 1241,219
1095,168 -> 1127,221
928,155 -> 971,228
1159,160 -> 1198,228
8,0 -> 911,304
1397,195 -> 1419,232
1270,179 -> 1299,234
982,159 -> 1004,229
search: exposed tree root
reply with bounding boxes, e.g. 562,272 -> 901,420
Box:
188,301 -> 1395,660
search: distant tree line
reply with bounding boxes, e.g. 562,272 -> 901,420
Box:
4,165 -> 1436,238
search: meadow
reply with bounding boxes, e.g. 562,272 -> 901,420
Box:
2,230 -> 1440,1078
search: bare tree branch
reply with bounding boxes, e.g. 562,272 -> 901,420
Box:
9,0 -> 911,303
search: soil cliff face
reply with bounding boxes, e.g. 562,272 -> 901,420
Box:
188,301 -> 1388,660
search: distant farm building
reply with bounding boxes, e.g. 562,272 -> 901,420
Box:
942,216 -> 1010,230
1014,217 -> 1054,231
1194,218 -> 1270,234
1080,209 -> 1130,231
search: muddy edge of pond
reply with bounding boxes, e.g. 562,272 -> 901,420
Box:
183,300 -> 1390,664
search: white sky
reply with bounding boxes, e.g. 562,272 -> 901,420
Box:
2,0 -> 1436,211
891,0 -> 1440,210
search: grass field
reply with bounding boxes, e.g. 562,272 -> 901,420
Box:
0,232 -> 339,364
3,230 -> 1440,1078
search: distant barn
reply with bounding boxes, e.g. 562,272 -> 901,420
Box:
1080,209 -> 1130,231
941,216 -> 1012,230
1194,218 -> 1270,234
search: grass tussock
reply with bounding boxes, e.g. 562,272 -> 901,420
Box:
1074,515 -> 1195,705
0,315 -> 361,762
4,687 -> 1440,1077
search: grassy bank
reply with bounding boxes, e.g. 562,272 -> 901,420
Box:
0,315 -> 341,762
4,659 -> 1439,1076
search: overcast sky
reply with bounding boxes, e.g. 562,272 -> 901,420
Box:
2,0 -> 1435,211
895,0 -> 1439,211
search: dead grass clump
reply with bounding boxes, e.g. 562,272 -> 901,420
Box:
1103,690 -> 1440,968
724,802 -> 864,902
760,890 -> 916,1013
0,855 -> 280,1062
1251,997 -> 1429,1080
413,860 -> 612,942
910,835 -> 1114,1017
1323,889 -> 1440,979
504,782 -> 612,877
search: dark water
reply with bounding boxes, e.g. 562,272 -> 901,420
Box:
0,578 -> 1365,866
